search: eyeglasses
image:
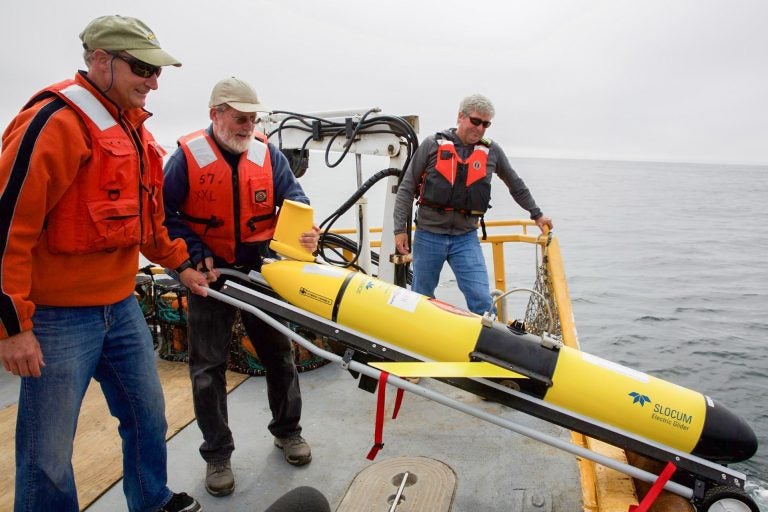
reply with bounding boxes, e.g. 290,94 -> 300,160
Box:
109,52 -> 162,78
467,116 -> 492,129
229,112 -> 258,125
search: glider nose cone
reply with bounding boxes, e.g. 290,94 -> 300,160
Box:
693,398 -> 758,463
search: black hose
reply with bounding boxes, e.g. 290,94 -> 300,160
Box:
269,110 -> 419,174
317,167 -> 401,270
267,110 -> 419,278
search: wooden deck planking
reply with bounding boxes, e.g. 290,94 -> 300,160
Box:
0,359 -> 248,511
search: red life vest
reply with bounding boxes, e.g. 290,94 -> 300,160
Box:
418,138 -> 491,215
178,130 -> 276,263
36,80 -> 164,255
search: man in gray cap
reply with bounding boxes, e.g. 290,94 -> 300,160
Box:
0,14 -> 210,512
163,77 -> 317,497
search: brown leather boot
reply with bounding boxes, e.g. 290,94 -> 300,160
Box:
274,435 -> 312,466
205,459 -> 235,497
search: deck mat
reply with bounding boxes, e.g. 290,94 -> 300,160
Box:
0,358 -> 248,511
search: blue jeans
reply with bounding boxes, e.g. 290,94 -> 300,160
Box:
411,229 -> 492,314
15,296 -> 172,512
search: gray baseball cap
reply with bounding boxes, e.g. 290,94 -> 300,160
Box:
209,77 -> 268,113
80,15 -> 181,67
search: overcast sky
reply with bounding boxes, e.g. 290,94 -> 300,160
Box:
2,0 -> 767,165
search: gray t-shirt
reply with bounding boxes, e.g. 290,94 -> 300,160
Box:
393,128 -> 542,236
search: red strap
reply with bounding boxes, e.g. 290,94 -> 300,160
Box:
367,372 -> 389,460
392,388 -> 405,419
628,461 -> 677,512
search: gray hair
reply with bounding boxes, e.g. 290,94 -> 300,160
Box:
459,94 -> 495,118
83,49 -> 95,67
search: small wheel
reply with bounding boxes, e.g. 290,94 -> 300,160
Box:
698,485 -> 759,512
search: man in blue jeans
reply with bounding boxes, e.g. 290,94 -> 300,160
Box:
394,94 -> 553,315
0,15 -> 211,512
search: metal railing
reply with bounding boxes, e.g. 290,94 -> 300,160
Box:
329,219 -> 579,349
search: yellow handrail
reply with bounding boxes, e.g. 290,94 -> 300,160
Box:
329,219 -> 579,349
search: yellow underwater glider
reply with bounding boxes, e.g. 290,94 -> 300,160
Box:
206,200 -> 759,512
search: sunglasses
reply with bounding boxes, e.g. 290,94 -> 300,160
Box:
467,116 -> 492,129
109,52 -> 162,78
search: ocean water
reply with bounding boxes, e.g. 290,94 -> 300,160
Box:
299,155 -> 768,508
509,158 -> 768,508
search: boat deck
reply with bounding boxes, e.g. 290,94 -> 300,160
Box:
2,355 -> 589,511
97,359 -> 585,511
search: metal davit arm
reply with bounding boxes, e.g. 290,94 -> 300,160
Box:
257,108 -> 418,283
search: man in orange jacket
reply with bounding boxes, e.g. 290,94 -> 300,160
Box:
0,15 -> 212,512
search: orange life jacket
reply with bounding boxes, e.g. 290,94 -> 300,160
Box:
418,138 -> 491,215
178,130 -> 276,263
35,79 -> 165,254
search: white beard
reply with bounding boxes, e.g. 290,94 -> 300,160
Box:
216,127 -> 251,154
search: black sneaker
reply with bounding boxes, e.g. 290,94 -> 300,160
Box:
160,492 -> 202,512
